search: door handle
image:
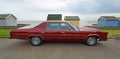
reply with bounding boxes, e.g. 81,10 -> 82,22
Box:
41,32 -> 45,34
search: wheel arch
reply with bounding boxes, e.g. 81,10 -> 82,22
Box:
27,35 -> 44,41
85,34 -> 100,41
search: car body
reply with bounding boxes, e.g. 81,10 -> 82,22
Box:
10,21 -> 108,46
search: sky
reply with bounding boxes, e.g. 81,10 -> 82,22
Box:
0,0 -> 120,22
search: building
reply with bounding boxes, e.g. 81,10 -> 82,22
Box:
0,14 -> 17,26
98,16 -> 119,26
117,17 -> 120,26
47,14 -> 62,21
64,16 -> 80,26
119,21 -> 120,25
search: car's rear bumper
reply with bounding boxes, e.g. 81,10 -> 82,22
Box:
99,32 -> 108,41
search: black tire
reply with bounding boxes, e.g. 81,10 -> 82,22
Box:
86,36 -> 97,46
30,36 -> 42,46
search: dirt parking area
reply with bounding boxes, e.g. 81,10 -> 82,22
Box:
0,38 -> 120,59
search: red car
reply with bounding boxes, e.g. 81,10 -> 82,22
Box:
10,21 -> 108,46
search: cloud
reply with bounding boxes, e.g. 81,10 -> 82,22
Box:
64,0 -> 120,14
63,0 -> 99,14
0,0 -> 82,20
94,0 -> 120,13
0,0 -> 120,21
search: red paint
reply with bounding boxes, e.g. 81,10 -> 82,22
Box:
10,21 -> 108,42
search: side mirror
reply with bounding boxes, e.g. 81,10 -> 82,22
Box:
76,26 -> 79,28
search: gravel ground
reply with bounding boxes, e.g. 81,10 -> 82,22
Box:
0,38 -> 120,59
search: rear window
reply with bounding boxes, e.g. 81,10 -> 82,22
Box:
45,22 -> 59,30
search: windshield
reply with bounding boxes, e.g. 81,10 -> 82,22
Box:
68,23 -> 79,30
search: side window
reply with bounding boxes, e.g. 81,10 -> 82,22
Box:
45,22 -> 59,30
59,23 -> 73,30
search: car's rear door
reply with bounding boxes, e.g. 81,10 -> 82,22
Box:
41,22 -> 61,41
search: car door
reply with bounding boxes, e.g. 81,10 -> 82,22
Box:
59,22 -> 82,42
58,22 -> 71,41
41,22 -> 61,41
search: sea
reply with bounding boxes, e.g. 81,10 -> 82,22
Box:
17,20 -> 98,27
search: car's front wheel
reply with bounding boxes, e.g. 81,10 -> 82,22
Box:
86,36 -> 97,46
30,37 -> 42,46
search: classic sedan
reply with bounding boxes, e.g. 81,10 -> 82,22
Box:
10,21 -> 108,46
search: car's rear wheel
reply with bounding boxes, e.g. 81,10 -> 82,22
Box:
30,36 -> 42,46
86,36 -> 97,46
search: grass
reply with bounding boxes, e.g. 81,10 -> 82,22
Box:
0,24 -> 28,38
0,28 -> 120,39
0,29 -> 11,38
101,30 -> 120,39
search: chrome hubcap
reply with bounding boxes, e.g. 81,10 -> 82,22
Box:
87,37 -> 96,45
31,37 -> 41,45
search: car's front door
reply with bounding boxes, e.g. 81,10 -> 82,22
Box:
59,22 -> 82,42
